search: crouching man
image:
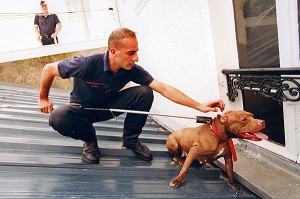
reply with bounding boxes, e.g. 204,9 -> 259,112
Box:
38,27 -> 225,164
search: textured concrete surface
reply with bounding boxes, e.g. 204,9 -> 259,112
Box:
215,141 -> 300,199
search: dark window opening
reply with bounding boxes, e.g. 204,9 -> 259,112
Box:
233,0 -> 285,145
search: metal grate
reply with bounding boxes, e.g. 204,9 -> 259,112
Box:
0,83 -> 256,198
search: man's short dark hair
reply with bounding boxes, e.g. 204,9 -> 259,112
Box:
108,28 -> 137,49
40,1 -> 47,5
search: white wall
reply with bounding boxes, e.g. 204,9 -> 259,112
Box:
208,0 -> 242,111
116,0 -> 223,129
116,0 -> 300,163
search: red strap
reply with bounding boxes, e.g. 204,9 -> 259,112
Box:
211,119 -> 237,162
228,138 -> 237,162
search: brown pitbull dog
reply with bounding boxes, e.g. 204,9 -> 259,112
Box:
166,110 -> 267,189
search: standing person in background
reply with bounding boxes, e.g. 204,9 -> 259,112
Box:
34,1 -> 62,46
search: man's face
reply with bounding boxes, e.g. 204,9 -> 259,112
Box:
113,37 -> 139,70
40,4 -> 48,13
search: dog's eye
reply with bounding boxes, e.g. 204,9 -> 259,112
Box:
241,117 -> 247,122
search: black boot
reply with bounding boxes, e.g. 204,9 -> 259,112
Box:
82,130 -> 100,164
123,134 -> 153,161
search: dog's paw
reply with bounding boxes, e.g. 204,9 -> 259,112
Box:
169,179 -> 182,187
169,161 -> 176,166
228,183 -> 240,190
173,157 -> 185,166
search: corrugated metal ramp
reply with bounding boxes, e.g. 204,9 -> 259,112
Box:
0,83 -> 257,198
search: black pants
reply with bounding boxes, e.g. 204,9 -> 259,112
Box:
41,37 -> 55,45
49,86 -> 154,142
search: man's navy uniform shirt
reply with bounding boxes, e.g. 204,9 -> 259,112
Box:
34,14 -> 60,36
58,51 -> 154,107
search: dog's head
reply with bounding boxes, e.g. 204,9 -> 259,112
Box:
217,110 -> 267,141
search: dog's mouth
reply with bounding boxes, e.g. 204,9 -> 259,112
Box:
241,132 -> 268,141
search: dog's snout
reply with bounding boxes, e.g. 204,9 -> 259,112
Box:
259,120 -> 265,126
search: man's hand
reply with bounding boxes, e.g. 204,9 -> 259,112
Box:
51,32 -> 58,38
38,98 -> 54,114
36,34 -> 42,41
198,99 -> 225,113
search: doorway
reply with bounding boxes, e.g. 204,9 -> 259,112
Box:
233,0 -> 285,145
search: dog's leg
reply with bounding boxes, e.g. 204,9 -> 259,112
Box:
169,146 -> 200,187
224,154 -> 239,189
166,134 -> 185,165
166,134 -> 179,154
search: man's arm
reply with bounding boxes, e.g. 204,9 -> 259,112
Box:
38,62 -> 60,114
34,24 -> 42,42
52,22 -> 62,38
56,22 -> 62,34
148,79 -> 225,113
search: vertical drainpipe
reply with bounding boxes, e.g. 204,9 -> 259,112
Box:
114,0 -> 122,27
79,0 -> 90,40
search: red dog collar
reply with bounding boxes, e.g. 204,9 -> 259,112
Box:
211,118 -> 237,162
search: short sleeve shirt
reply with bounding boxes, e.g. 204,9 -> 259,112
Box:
34,14 -> 60,35
57,51 -> 154,107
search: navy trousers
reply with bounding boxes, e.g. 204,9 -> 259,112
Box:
49,86 -> 154,142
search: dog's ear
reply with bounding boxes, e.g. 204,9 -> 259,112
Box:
219,114 -> 228,124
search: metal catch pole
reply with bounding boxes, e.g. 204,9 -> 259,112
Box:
0,104 -> 212,123
83,107 -> 212,123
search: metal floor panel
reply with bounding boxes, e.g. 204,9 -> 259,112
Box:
0,83 -> 257,199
